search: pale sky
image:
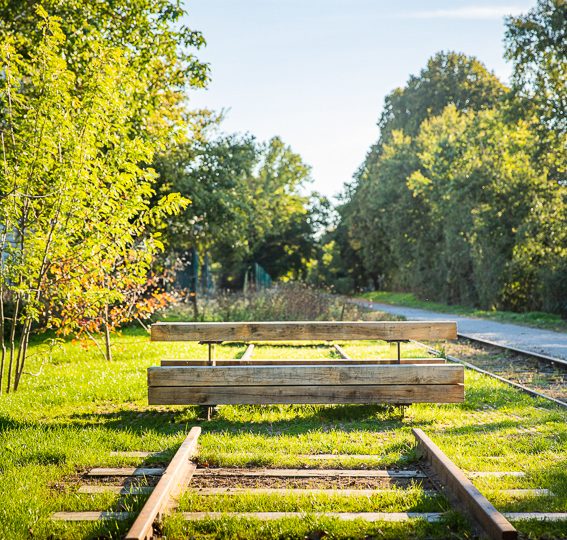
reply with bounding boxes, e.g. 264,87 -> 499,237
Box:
185,1 -> 535,198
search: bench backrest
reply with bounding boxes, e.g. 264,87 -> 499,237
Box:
150,321 -> 457,342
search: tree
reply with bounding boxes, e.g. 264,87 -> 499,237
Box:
334,52 -> 509,296
0,9 -> 186,389
505,0 -> 567,180
378,51 -> 506,141
156,134 -> 316,289
0,0 -> 208,150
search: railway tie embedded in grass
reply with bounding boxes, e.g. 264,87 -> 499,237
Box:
77,485 -> 154,495
87,467 -> 164,477
192,487 -> 438,496
193,468 -> 427,478
51,427 -> 563,540
180,511 -> 445,522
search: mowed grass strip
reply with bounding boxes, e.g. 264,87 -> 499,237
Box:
0,327 -> 565,539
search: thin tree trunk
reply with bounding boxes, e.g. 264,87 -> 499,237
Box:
191,293 -> 199,319
103,304 -> 112,362
14,317 -> 32,391
0,292 -> 5,395
6,295 -> 20,393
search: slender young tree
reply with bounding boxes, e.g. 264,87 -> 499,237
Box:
0,9 -> 187,389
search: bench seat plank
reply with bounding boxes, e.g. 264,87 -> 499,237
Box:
151,321 -> 457,342
160,358 -> 447,366
148,365 -> 463,387
148,384 -> 464,405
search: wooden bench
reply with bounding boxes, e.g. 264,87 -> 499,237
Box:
148,321 -> 463,406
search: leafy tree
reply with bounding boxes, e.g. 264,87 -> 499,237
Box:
408,106 -> 549,307
0,10 -> 186,389
156,134 -> 316,289
505,0 -> 567,179
330,52 -> 508,295
0,0 -> 208,149
378,51 -> 506,141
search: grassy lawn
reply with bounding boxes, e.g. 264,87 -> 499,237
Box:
359,291 -> 567,333
0,328 -> 565,539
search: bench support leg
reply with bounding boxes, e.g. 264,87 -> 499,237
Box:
207,342 -> 217,420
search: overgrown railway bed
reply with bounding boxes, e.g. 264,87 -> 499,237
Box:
414,337 -> 567,408
51,426 -> 567,540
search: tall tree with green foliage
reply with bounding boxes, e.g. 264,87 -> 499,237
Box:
0,10 -> 187,389
0,0 -> 208,150
377,51 -> 506,141
336,52 -> 506,295
156,134 -> 316,288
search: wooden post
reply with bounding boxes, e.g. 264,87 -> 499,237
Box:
207,342 -> 216,421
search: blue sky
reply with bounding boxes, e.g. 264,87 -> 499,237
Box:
185,1 -> 535,198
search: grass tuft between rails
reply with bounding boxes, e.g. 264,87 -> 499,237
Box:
0,327 -> 565,539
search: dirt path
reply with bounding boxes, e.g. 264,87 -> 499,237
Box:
354,299 -> 567,363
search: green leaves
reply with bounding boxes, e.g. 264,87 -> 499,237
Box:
335,43 -> 567,315
0,7 -> 192,385
155,134 -> 316,284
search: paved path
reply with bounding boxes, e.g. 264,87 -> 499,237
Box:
355,300 -> 567,363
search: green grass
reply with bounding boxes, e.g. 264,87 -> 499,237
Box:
0,327 -> 565,539
360,291 -> 567,332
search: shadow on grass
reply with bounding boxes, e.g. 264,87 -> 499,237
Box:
61,404 -> 423,436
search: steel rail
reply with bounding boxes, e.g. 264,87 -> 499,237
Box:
412,340 -> 567,409
457,333 -> 567,369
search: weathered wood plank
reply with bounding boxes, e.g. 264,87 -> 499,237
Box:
193,488 -> 436,496
151,321 -> 457,342
193,468 -> 427,478
52,512 -> 131,521
181,511 -> 443,522
125,426 -> 201,540
109,451 -> 154,458
149,384 -> 464,405
78,485 -> 153,495
148,365 -> 464,387
497,489 -> 551,497
504,513 -> 567,521
413,428 -> 517,540
87,467 -> 164,477
467,471 -> 525,478
160,358 -> 446,366
300,454 -> 382,460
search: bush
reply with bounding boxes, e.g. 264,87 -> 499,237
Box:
166,283 -> 389,322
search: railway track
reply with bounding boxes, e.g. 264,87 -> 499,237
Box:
412,337 -> 567,408
51,427 -> 567,540
349,297 -> 567,406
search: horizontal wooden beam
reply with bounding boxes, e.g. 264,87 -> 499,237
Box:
151,321 -> 457,342
87,467 -> 164,477
504,513 -> 567,521
149,383 -> 464,405
78,485 -> 153,495
413,428 -> 517,540
49,511 -> 567,523
181,511 -> 444,522
193,468 -> 426,478
148,365 -> 463,387
161,358 -> 446,366
193,487 -> 436,496
52,511 -> 131,521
